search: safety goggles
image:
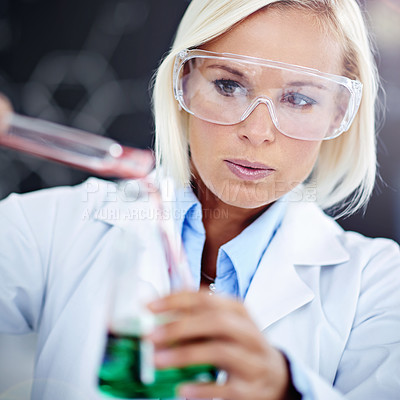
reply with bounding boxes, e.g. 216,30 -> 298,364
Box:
173,49 -> 362,141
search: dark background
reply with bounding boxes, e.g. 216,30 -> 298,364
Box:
0,0 -> 399,244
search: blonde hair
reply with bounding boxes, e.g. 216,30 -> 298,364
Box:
152,0 -> 380,218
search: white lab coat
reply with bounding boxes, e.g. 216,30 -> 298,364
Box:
0,177 -> 399,400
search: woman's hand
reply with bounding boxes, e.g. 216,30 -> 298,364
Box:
147,290 -> 293,400
0,94 -> 12,133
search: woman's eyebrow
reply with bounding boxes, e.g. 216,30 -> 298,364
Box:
285,80 -> 328,90
207,64 -> 244,77
206,64 -> 250,84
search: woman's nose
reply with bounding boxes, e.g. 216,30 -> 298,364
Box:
237,101 -> 277,146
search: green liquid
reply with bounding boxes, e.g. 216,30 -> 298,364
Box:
98,332 -> 218,399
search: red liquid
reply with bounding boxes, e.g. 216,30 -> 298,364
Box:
0,133 -> 154,179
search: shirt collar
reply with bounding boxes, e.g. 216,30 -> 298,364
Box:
173,184 -> 204,237
174,184 -> 287,298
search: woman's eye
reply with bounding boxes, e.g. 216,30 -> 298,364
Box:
213,79 -> 246,97
282,92 -> 317,108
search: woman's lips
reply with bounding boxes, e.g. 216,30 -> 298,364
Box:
224,159 -> 275,181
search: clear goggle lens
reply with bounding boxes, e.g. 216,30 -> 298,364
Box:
173,50 -> 362,141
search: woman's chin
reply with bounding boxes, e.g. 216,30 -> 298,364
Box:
213,185 -> 277,210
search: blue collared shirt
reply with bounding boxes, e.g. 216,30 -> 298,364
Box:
173,185 -> 287,299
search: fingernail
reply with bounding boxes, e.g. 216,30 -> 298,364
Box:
147,299 -> 165,312
147,326 -> 164,343
178,384 -> 196,397
154,350 -> 171,366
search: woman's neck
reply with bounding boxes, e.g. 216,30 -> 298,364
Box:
192,176 -> 271,279
193,178 -> 267,240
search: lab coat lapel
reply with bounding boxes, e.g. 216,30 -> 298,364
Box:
244,225 -> 315,331
244,200 -> 350,332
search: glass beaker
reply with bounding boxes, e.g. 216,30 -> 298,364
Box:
98,195 -> 217,399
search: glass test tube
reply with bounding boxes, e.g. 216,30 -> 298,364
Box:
0,111 -> 154,179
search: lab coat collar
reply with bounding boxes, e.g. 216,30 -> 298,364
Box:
281,198 -> 350,266
244,199 -> 350,331
93,180 -> 350,331
92,180 -> 349,266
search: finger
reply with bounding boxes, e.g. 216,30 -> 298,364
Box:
154,340 -> 270,381
149,309 -> 267,353
148,290 -> 247,317
0,94 -> 13,133
178,381 -> 247,400
179,379 -> 284,400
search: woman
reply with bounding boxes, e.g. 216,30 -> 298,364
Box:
0,0 -> 399,399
